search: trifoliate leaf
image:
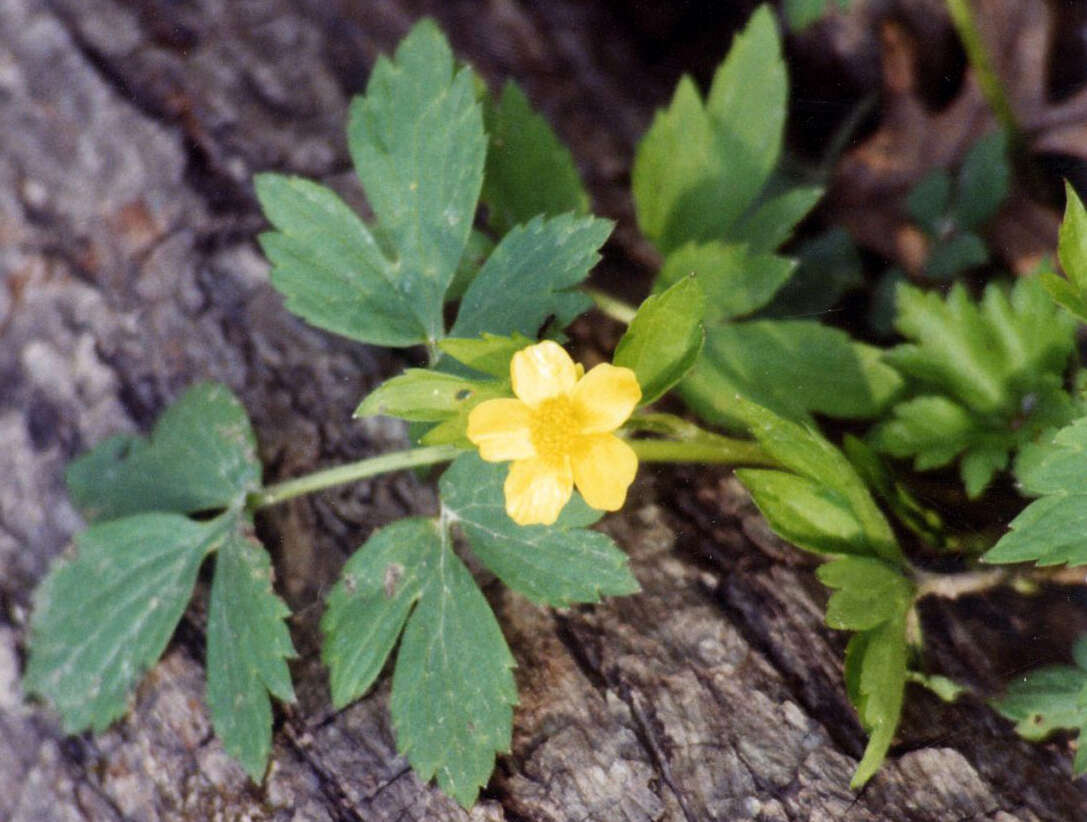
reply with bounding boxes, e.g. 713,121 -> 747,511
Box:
681,320 -> 903,425
614,276 -> 704,405
984,416 -> 1087,566
440,454 -> 638,606
817,557 -> 913,632
730,395 -> 901,563
438,332 -> 534,379
24,512 -> 225,733
66,383 -> 260,522
844,615 -> 909,788
354,369 -> 506,423
632,6 -> 785,254
657,242 -> 796,322
390,529 -> 517,807
321,519 -> 438,709
874,278 -> 1077,496
346,19 -> 485,344
206,524 -> 296,780
1043,182 -> 1087,323
482,80 -> 590,235
450,213 -> 612,339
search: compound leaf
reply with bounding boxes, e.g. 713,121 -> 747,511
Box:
207,525 -> 296,780
817,557 -> 913,632
24,513 -> 224,733
440,453 -> 638,606
438,332 -> 534,379
66,383 -> 260,522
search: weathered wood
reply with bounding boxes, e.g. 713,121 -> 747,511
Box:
3,0 -> 1087,819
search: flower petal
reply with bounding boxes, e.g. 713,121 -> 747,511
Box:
467,399 -> 535,462
511,341 -> 578,407
504,457 -> 573,526
572,434 -> 638,511
572,363 -> 641,434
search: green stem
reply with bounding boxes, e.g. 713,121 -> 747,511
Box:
584,286 -> 638,325
945,0 -> 1017,135
624,411 -> 780,467
248,444 -> 464,510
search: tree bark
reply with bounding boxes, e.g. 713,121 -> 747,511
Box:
2,0 -> 1086,819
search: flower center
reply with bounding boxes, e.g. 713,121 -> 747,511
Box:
530,396 -> 579,462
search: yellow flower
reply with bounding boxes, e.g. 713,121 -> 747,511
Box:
467,341 -> 641,526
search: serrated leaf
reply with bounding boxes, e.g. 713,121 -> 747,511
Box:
321,519 -> 437,709
451,213 -> 611,339
438,332 -> 534,379
255,174 -> 425,347
729,395 -> 901,563
658,242 -> 796,322
440,453 -> 638,606
67,383 -> 259,522
355,369 -> 506,423
614,277 -> 704,404
391,532 -> 517,807
347,18 -> 485,344
844,616 -> 908,788
207,524 -> 296,780
984,417 -> 1087,566
482,80 -> 589,235
680,320 -> 903,425
817,557 -> 913,631
24,512 -> 224,733
632,6 -> 785,253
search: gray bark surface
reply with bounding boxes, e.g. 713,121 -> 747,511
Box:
2,0 -> 1086,819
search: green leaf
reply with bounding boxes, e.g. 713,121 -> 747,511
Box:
758,228 -> 864,319
726,186 -> 824,253
206,524 -> 296,780
321,519 -> 438,709
440,454 -> 638,606
729,395 -> 901,563
984,417 -> 1087,566
24,512 -> 224,733
390,530 -> 517,807
1046,183 -> 1087,322
631,6 -> 785,253
844,616 -> 908,788
438,332 -> 534,379
614,276 -> 704,404
681,320 -> 903,424
658,242 -> 796,322
451,213 -> 611,338
906,671 -> 967,703
447,228 -> 495,302
817,557 -> 913,631
923,232 -> 988,280
66,383 -> 260,522
347,18 -> 485,343
322,514 -> 517,806
906,171 -> 951,229
255,174 -> 425,347
954,129 -> 1009,230
482,80 -> 589,235
355,369 -> 506,423
785,0 -> 851,29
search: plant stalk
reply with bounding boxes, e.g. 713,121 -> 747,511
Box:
248,444 -> 464,510
945,0 -> 1017,135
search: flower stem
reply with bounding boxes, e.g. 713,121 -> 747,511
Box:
913,564 -> 1087,601
248,444 -> 464,510
583,286 -> 638,325
945,0 -> 1017,135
